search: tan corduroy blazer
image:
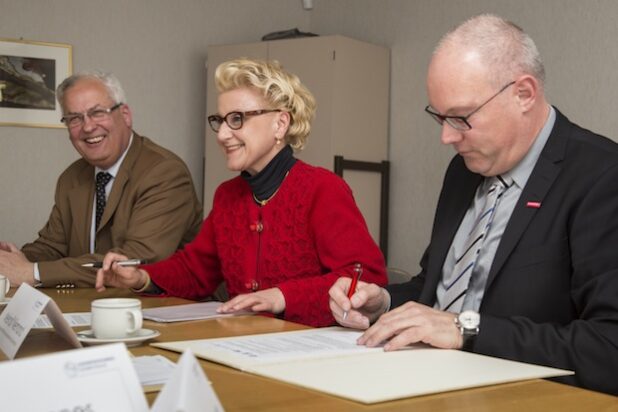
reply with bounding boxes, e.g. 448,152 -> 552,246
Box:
22,133 -> 203,287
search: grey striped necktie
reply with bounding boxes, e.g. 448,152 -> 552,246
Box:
439,176 -> 509,312
95,172 -> 112,231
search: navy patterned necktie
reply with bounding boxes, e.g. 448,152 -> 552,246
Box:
95,172 -> 112,231
438,176 -> 509,312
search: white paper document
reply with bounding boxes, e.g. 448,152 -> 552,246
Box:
173,328 -> 380,368
153,327 -> 574,404
142,301 -> 251,323
33,312 -> 91,329
0,343 -> 149,412
132,355 -> 176,388
151,349 -> 224,412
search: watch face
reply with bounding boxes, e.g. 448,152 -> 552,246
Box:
459,311 -> 480,328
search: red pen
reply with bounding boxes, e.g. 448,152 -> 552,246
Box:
343,263 -> 363,320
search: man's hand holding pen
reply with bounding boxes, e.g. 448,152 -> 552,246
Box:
330,277 -> 462,350
328,269 -> 390,330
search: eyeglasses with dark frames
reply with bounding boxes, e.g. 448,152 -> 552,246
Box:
424,81 -> 516,131
61,103 -> 123,129
208,109 -> 281,133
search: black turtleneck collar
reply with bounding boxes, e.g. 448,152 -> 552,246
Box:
241,145 -> 296,203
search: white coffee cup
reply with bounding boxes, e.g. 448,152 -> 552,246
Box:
91,298 -> 143,339
0,274 -> 10,301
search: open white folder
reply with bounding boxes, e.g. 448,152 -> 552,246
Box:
152,327 -> 573,404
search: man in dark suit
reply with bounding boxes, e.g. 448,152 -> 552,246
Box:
329,14 -> 618,395
0,71 -> 202,287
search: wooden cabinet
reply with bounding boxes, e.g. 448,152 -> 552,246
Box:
204,35 -> 389,251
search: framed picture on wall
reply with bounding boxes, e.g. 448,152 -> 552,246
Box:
0,38 -> 72,128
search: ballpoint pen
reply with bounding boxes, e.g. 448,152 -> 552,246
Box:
342,263 -> 363,321
81,259 -> 147,269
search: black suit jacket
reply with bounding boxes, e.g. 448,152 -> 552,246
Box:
387,108 -> 618,394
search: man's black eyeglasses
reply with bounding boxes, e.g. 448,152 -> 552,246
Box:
61,103 -> 123,129
208,109 -> 281,133
425,81 -> 516,131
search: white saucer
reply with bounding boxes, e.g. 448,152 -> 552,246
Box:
77,328 -> 160,347
0,297 -> 11,306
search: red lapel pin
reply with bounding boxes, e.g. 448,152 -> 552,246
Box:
526,201 -> 541,208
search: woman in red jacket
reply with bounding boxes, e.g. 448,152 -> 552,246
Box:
95,58 -> 386,327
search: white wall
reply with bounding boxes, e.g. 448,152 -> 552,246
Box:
2,0 -> 618,276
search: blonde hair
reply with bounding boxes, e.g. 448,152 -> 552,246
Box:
214,58 -> 316,150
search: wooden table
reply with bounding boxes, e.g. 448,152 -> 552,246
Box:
2,288 -> 616,411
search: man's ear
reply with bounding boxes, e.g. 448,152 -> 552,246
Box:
120,103 -> 133,128
514,75 -> 539,112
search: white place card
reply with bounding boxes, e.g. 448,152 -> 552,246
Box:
0,343 -> 149,412
151,349 -> 224,412
34,312 -> 91,329
0,283 -> 81,359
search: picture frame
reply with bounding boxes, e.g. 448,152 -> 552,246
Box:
0,38 -> 72,128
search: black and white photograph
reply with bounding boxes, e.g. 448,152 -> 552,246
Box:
0,38 -> 71,128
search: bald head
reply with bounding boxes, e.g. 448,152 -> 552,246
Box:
434,14 -> 545,89
425,14 -> 550,177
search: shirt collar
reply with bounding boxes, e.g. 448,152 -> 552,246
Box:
94,132 -> 134,178
501,106 -> 556,190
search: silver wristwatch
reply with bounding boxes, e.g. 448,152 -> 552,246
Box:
455,310 -> 480,349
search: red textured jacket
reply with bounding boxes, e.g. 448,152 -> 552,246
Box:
142,161 -> 387,326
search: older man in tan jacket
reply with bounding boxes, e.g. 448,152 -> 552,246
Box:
0,71 -> 202,287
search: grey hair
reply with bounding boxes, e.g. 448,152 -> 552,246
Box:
436,14 -> 545,88
56,71 -> 127,106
